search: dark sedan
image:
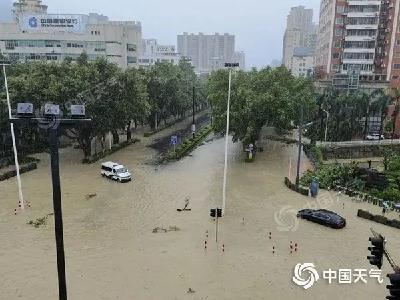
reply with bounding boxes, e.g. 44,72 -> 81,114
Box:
297,209 -> 346,229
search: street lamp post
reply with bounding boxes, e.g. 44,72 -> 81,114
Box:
323,110 -> 329,142
295,105 -> 303,187
192,85 -> 196,138
1,60 -> 25,210
222,62 -> 239,216
10,105 -> 91,300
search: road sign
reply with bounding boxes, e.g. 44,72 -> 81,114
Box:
171,135 -> 178,145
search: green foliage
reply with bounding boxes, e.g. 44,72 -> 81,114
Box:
167,126 -> 212,160
207,67 -> 316,145
0,55 -> 206,160
310,88 -> 392,142
300,162 -> 359,189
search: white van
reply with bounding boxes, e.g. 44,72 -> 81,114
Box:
101,162 -> 132,182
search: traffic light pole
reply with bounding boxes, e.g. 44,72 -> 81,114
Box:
49,128 -> 67,300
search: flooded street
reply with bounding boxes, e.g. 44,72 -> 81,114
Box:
1,125 -> 400,300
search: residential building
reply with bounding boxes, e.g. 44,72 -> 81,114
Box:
290,47 -> 314,77
177,32 -> 244,74
138,39 -> 181,68
233,51 -> 245,70
0,0 -> 142,69
315,0 -> 400,87
282,6 -> 317,71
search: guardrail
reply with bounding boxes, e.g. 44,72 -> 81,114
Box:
317,139 -> 400,148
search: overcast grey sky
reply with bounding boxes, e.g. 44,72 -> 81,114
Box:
1,0 -> 321,68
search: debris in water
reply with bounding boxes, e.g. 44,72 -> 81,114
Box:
85,193 -> 97,200
187,288 -> 195,294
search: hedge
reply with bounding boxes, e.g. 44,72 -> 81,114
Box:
166,126 -> 212,161
82,138 -> 140,164
284,177 -> 309,196
0,162 -> 37,181
357,209 -> 400,229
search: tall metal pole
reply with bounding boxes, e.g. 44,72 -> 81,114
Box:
222,68 -> 232,215
296,105 -> 303,187
192,85 -> 195,138
49,128 -> 67,300
3,64 -> 24,209
324,111 -> 329,142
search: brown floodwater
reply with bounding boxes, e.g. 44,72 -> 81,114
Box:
1,125 -> 399,300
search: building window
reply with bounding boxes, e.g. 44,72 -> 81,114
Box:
337,6 -> 345,13
335,29 -> 343,36
394,64 -> 400,69
127,44 -> 137,52
127,56 -> 137,64
333,53 -> 340,59
335,17 -> 343,25
393,76 -> 399,80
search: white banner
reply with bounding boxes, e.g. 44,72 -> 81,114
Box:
20,14 -> 88,33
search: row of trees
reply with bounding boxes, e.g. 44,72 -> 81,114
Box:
207,67 -> 316,145
0,54 -> 206,159
309,88 -> 396,142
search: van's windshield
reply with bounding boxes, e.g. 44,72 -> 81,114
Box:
115,168 -> 127,174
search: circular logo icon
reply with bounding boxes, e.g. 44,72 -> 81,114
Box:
28,17 -> 38,28
274,206 -> 299,232
293,263 -> 320,290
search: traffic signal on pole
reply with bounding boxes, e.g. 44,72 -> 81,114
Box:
386,273 -> 400,300
367,236 -> 384,269
210,208 -> 222,218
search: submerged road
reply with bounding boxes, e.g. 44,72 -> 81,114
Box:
0,125 -> 399,300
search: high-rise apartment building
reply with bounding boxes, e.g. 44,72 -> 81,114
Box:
282,6 -> 317,71
315,0 -> 400,86
0,0 -> 142,69
177,32 -> 244,74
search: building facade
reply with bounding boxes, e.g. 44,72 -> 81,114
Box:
282,6 -> 317,71
138,39 -> 180,68
177,32 -> 244,74
0,0 -> 142,69
315,0 -> 400,86
290,47 -> 314,77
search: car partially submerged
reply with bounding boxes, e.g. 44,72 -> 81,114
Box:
297,209 -> 346,229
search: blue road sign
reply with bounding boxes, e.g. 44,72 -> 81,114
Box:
171,135 -> 178,145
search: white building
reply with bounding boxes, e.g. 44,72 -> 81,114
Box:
0,0 -> 142,69
290,47 -> 314,77
138,39 -> 180,68
177,32 -> 243,74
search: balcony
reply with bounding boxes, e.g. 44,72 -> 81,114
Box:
345,35 -> 376,42
346,12 -> 379,18
347,1 -> 382,5
346,24 -> 378,30
343,48 -> 376,53
342,59 -> 375,65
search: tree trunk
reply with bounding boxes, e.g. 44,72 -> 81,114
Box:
126,122 -> 132,141
364,110 -> 369,140
112,130 -> 119,145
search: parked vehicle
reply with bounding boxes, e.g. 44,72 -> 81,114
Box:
297,209 -> 346,229
366,134 -> 384,141
101,162 -> 132,182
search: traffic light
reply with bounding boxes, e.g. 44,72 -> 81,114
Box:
367,236 -> 384,269
210,208 -> 222,218
386,273 -> 400,300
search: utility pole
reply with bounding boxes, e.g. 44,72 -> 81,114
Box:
296,105 -> 303,187
49,127 -> 67,300
192,85 -> 196,138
